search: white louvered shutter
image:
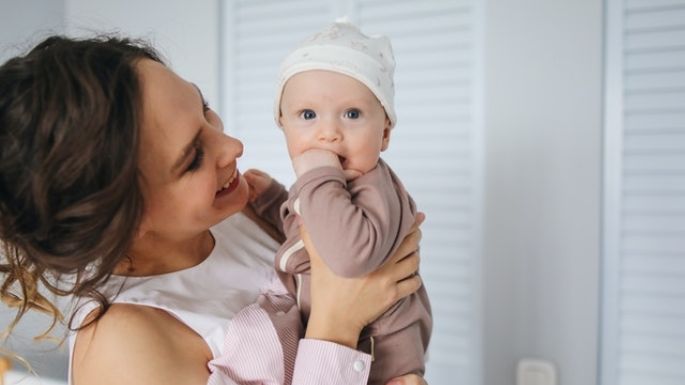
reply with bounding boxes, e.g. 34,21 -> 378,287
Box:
602,1 -> 685,385
355,2 -> 483,385
221,2 -> 483,385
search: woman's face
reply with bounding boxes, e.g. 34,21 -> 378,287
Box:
135,59 -> 249,241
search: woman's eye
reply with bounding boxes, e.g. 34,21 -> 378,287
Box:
202,100 -> 210,113
345,109 -> 361,119
186,147 -> 204,172
301,109 -> 316,120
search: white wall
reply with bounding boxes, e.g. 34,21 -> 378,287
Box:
64,0 -> 221,108
0,0 -> 65,63
483,1 -> 603,385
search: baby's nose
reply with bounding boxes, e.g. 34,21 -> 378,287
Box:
317,124 -> 342,142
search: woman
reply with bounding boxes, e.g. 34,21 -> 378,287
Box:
0,36 -> 425,385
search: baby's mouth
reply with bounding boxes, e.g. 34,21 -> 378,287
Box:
337,155 -> 347,167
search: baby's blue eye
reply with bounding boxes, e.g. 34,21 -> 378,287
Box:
302,109 -> 316,120
345,109 -> 361,119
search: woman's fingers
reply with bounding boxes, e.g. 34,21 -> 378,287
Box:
386,226 -> 421,265
411,212 -> 426,231
391,251 -> 420,281
394,274 -> 422,302
385,373 -> 428,385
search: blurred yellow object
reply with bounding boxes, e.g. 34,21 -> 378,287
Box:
0,356 -> 10,385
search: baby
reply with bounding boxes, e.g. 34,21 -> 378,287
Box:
245,20 -> 432,385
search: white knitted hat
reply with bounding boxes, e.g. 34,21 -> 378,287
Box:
274,18 -> 397,128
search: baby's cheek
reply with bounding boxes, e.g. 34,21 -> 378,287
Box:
284,134 -> 306,157
287,141 -> 314,159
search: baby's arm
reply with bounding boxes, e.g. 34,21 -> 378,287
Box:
290,151 -> 415,278
244,169 -> 288,232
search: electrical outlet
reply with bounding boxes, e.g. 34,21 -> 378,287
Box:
516,359 -> 557,385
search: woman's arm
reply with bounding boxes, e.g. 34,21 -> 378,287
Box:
288,214 -> 424,385
303,213 -> 423,347
73,215 -> 424,385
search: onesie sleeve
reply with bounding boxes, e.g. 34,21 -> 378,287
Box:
291,339 -> 371,385
250,178 -> 289,233
290,160 -> 415,277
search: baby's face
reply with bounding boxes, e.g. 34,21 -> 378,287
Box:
279,70 -> 391,175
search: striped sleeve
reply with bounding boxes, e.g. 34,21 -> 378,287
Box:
292,339 -> 372,385
207,292 -> 371,385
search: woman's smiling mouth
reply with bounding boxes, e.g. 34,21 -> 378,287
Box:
215,169 -> 240,198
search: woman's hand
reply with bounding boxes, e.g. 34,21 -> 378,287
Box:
386,374 -> 428,385
303,213 -> 425,348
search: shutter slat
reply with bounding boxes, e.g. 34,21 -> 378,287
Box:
625,49 -> 685,72
627,0 -> 685,11
625,29 -> 685,51
620,354 -> 685,377
624,154 -> 685,172
623,174 -> 685,192
625,8 -> 685,31
624,132 -> 685,150
625,70 -> 685,90
359,0 -> 469,20
625,91 -> 685,111
625,111 -> 685,132
237,0 -> 328,19
622,234 -> 685,254
623,215 -> 685,231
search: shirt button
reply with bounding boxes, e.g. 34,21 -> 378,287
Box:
353,360 -> 365,372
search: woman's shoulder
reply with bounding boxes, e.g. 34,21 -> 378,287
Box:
71,303 -> 211,385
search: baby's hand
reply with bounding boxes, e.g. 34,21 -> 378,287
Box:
292,148 -> 341,177
243,169 -> 273,202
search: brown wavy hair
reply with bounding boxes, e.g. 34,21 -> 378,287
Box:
0,35 -> 162,337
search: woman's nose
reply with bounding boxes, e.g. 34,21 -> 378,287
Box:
215,133 -> 244,168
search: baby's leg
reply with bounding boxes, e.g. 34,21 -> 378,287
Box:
358,322 -> 427,385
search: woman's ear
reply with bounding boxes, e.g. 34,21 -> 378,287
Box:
381,117 -> 392,151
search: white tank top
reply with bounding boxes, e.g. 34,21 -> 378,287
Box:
67,212 -> 283,384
